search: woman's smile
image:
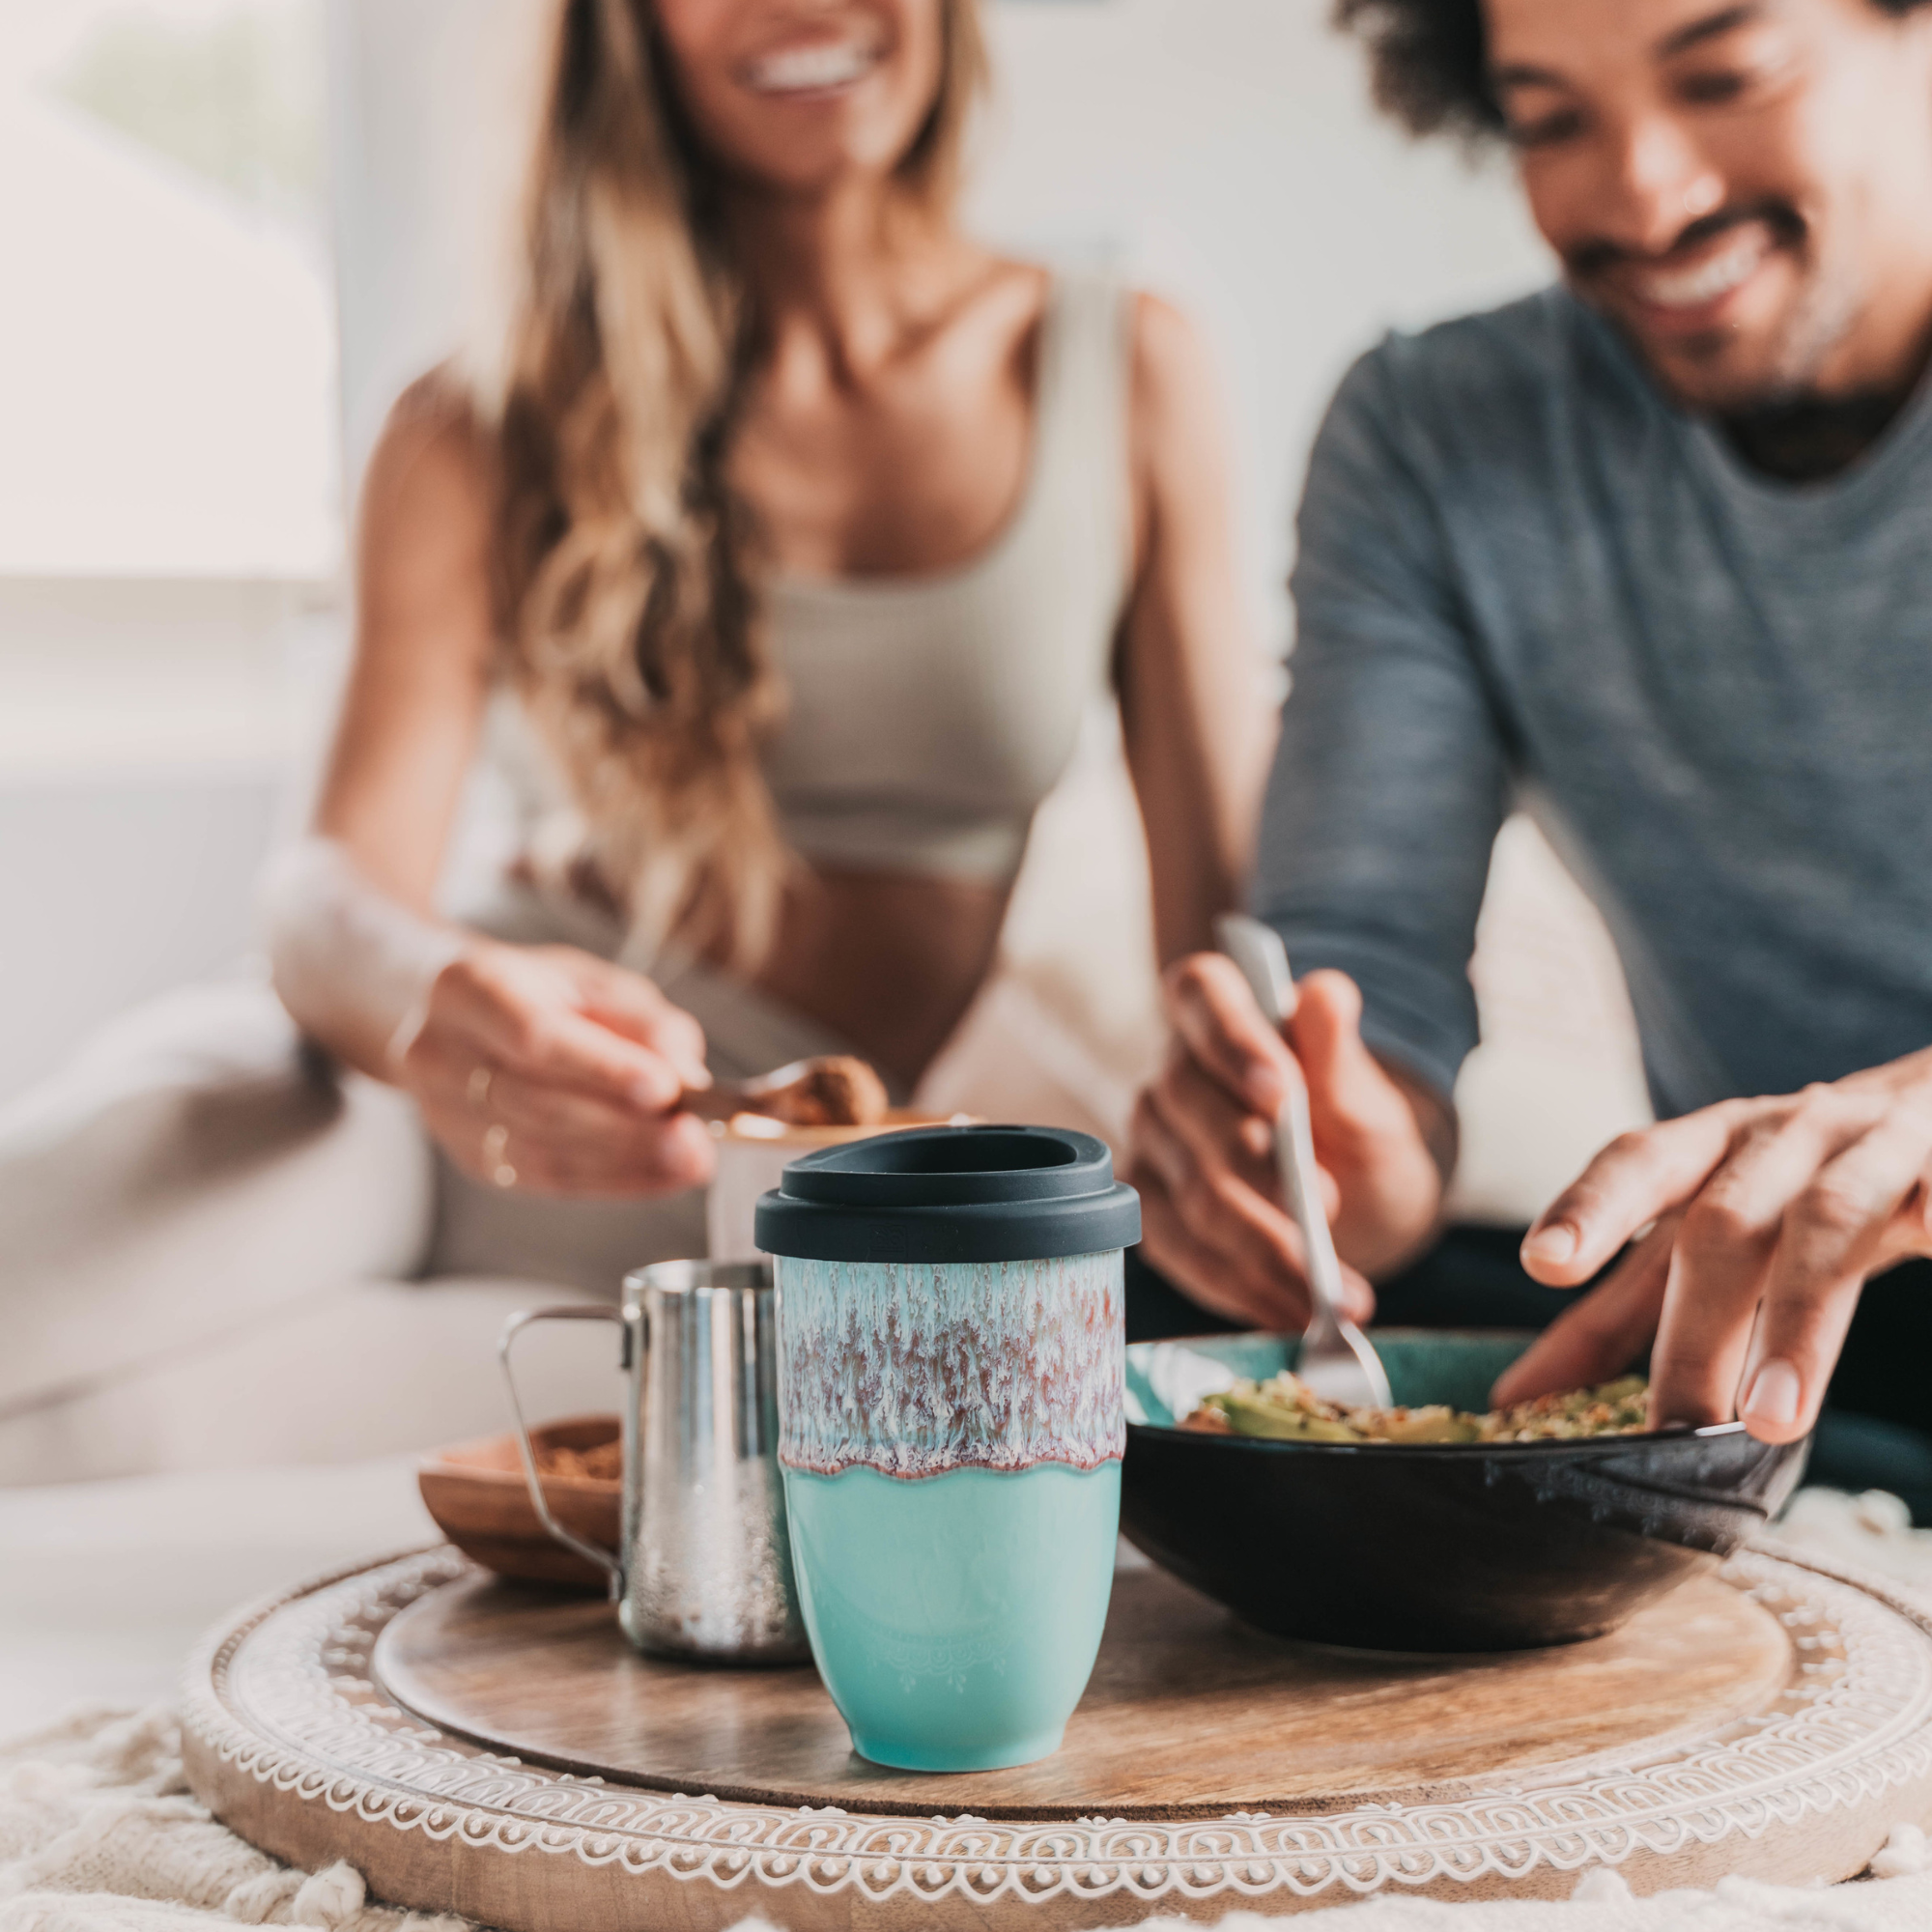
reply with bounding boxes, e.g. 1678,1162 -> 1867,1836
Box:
739,33 -> 886,97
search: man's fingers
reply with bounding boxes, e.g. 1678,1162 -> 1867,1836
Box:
1651,1090 -> 1876,1427
1150,1049 -> 1281,1204
1289,970 -> 1410,1147
1132,1082 -> 1323,1309
1738,1102 -> 1932,1443
1141,1071 -> 1374,1320
1522,1106 -> 1747,1287
1164,952 -> 1296,1117
1491,1213 -> 1679,1407
1133,1166 -> 1313,1332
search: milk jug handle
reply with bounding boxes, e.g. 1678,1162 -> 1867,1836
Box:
498,1304 -> 627,1601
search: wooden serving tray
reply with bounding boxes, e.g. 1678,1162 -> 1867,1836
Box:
182,1544 -> 1932,1928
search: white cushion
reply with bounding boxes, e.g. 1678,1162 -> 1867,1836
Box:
0,979 -> 433,1420
0,1272 -> 627,1486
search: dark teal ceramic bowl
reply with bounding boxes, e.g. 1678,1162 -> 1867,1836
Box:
1121,1329 -> 1809,1652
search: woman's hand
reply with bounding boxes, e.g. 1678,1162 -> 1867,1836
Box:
397,941 -> 717,1198
1126,954 -> 1453,1330
1495,1050 -> 1932,1440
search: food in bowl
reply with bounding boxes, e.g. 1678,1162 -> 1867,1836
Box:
1183,1371 -> 1650,1444
1122,1331 -> 1810,1650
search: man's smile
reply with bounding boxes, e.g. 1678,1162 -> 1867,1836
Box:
1630,225 -> 1774,311
1579,213 -> 1800,343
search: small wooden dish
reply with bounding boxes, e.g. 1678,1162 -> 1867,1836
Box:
416,1415 -> 620,1590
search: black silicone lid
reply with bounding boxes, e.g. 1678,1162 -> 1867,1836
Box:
753,1124 -> 1141,1264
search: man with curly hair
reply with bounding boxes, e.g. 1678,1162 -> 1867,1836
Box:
1131,0 -> 1932,1496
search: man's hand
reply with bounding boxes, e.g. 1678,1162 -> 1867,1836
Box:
1495,1051 -> 1932,1441
399,941 -> 718,1198
1126,953 -> 1454,1330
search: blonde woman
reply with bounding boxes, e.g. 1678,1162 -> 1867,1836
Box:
269,0 -> 1268,1238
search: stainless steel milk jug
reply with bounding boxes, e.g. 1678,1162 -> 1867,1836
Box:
500,1260 -> 809,1662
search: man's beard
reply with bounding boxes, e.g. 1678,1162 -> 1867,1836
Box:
1658,265 -> 1862,416
1567,201 -> 1862,415
1720,385 -> 1911,481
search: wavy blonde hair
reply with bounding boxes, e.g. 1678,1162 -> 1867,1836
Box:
485,0 -> 987,970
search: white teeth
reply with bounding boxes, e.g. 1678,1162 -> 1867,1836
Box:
1634,234 -> 1769,310
745,41 -> 877,93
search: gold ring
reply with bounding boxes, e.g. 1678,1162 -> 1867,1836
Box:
467,1065 -> 494,1110
482,1122 -> 515,1189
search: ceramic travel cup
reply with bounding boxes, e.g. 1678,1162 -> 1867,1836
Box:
500,1260 -> 810,1663
755,1124 -> 1139,1772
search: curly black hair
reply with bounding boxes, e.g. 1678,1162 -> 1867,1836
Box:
1334,0 -> 1932,141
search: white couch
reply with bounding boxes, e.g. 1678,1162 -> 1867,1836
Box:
0,977 -> 687,1485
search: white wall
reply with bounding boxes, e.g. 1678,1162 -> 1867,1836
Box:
0,776 -> 278,1100
0,578 -> 335,1103
966,0 -> 1551,635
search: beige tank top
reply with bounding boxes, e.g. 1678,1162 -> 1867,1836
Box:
760,269 -> 1133,881
488,270 -> 1132,903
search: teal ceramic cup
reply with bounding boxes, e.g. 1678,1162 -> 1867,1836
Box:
755,1125 -> 1139,1774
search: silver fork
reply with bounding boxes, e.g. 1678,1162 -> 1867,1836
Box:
1214,914 -> 1393,1411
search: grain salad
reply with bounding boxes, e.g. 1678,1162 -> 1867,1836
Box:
1182,1373 -> 1650,1444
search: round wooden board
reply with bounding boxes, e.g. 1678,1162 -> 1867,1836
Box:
372,1562 -> 1792,1820
183,1544 -> 1932,1930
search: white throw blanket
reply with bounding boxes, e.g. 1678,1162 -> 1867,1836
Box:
6,1489 -> 1932,1932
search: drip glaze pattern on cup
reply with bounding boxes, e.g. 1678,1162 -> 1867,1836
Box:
774,1246 -> 1125,1772
777,1254 -> 1125,1478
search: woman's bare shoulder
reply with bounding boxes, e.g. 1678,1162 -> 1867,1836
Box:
361,368 -> 497,538
1119,290 -> 1236,554
354,370 -> 501,679
1125,291 -> 1223,443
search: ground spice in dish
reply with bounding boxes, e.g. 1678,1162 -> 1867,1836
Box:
535,1438 -> 622,1481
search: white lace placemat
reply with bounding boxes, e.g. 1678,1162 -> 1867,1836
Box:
6,1488 -> 1932,1932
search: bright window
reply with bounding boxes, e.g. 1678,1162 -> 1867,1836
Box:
0,0 -> 339,579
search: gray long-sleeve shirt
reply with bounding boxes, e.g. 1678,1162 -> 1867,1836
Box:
1257,286 -> 1932,1121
